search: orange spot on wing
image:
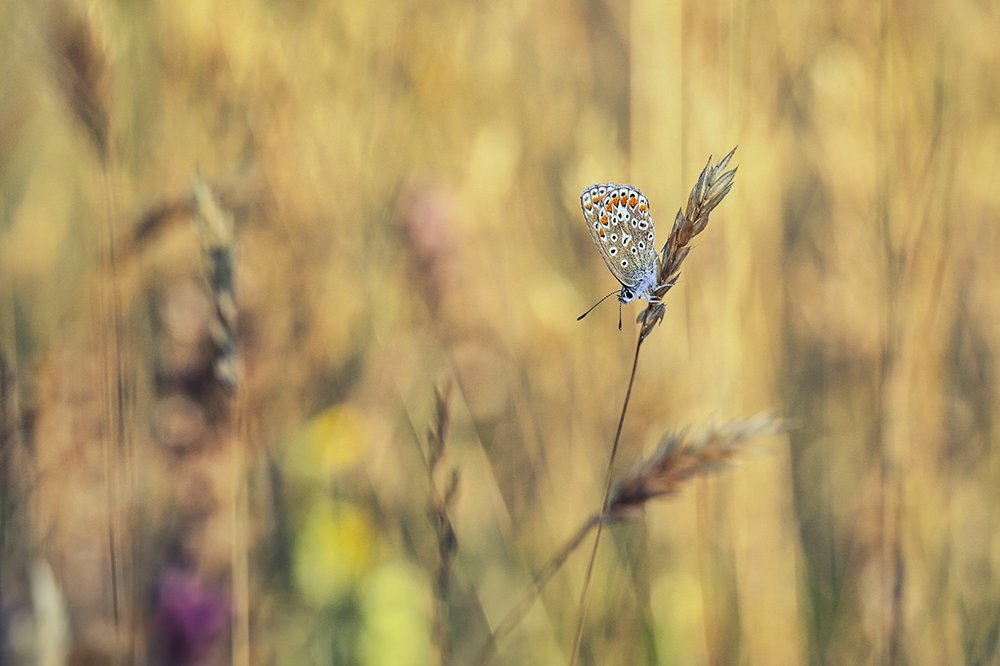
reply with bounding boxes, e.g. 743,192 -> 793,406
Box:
629,195 -> 637,206
639,203 -> 647,212
584,200 -> 592,210
605,202 -> 613,212
598,227 -> 605,237
600,214 -> 609,225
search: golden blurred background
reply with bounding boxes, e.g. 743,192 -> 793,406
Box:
1,0 -> 998,664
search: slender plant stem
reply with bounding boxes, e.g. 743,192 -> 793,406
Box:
231,392 -> 251,666
478,514 -> 600,664
569,332 -> 645,666
99,159 -> 124,632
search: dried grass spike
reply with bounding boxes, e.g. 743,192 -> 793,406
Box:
49,0 -> 111,158
639,147 -> 738,339
427,382 -> 452,471
607,413 -> 788,519
423,384 -> 459,666
193,179 -> 239,392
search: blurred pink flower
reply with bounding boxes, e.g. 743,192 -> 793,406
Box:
152,568 -> 228,666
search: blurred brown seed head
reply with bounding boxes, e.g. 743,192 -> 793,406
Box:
427,382 -> 451,473
48,0 -> 112,158
607,413 -> 788,519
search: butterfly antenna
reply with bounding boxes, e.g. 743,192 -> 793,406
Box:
618,299 -> 623,330
577,290 -> 620,322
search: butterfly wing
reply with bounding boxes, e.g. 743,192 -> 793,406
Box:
581,183 -> 657,290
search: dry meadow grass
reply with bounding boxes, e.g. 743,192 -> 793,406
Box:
1,0 -> 998,664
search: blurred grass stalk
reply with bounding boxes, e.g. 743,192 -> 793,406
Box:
481,415 -> 788,664
569,148 -> 738,666
423,384 -> 459,666
480,150 -> 763,664
48,0 -> 134,640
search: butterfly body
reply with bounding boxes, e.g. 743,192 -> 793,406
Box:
580,183 -> 658,304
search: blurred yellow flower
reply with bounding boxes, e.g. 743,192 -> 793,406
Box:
293,498 -> 373,607
359,561 -> 433,666
287,404 -> 370,482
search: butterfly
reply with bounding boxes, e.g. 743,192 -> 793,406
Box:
579,183 -> 659,325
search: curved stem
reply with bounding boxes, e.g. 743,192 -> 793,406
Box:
569,332 -> 645,666
478,514 -> 600,664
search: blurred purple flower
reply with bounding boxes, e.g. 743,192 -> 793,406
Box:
152,568 -> 228,665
